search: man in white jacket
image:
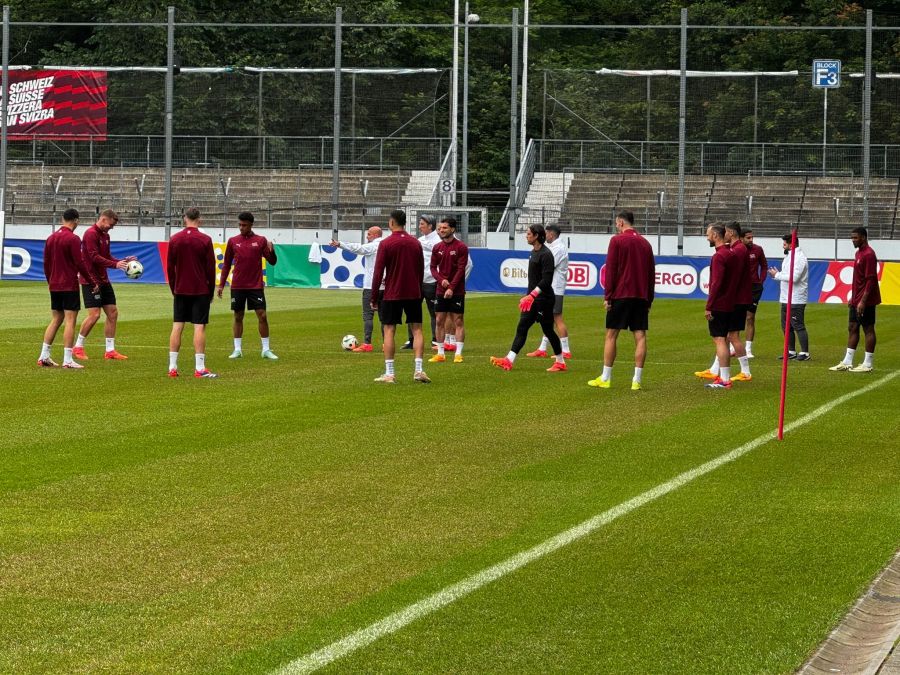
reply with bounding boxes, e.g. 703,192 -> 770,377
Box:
768,233 -> 810,361
331,226 -> 384,352
527,222 -> 572,358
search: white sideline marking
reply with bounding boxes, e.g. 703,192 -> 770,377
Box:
273,371 -> 899,675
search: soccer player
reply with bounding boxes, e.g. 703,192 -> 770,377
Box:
741,228 -> 767,358
768,233 -> 810,362
490,224 -> 566,373
331,226 -> 385,352
38,208 -> 99,368
702,223 -> 736,389
587,210 -> 655,390
167,207 -> 218,378
829,227 -> 881,372
402,214 -> 440,350
217,212 -> 279,360
527,222 -> 572,359
429,216 -> 469,363
72,209 -> 135,361
370,209 -> 430,384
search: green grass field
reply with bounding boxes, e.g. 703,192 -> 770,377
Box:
1,281 -> 898,674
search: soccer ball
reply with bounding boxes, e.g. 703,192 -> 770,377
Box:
341,334 -> 358,351
125,260 -> 144,279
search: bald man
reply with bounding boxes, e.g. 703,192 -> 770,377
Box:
332,226 -> 385,352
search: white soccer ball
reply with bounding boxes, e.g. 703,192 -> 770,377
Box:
341,334 -> 358,351
125,260 -> 144,279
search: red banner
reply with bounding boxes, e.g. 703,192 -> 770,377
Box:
7,70 -> 107,141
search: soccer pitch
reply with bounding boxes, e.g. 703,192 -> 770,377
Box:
1,281 -> 898,673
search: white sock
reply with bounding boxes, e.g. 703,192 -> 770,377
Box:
437,342 -> 445,356
538,336 -> 549,351
729,343 -> 736,356
75,334 -> 86,348
555,353 -> 565,364
710,356 -> 720,376
105,337 -> 115,352
169,351 -> 178,370
745,340 -> 753,353
414,358 -> 423,373
40,343 -> 52,360
195,353 -> 205,372
385,359 -> 395,376
261,337 -> 270,352
445,333 -> 453,345
601,365 -> 613,382
863,352 -> 874,367
506,351 -> 517,364
633,366 -> 643,383
720,366 -> 731,382
63,347 -> 74,365
234,337 -> 243,351
843,348 -> 855,365
560,336 -> 570,352
448,335 -> 457,345
455,341 -> 464,356
739,356 -> 750,376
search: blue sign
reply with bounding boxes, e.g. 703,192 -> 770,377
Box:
812,59 -> 841,88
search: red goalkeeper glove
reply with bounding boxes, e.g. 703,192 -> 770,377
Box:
518,293 -> 535,312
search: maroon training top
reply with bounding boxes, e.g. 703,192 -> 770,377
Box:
852,244 -> 882,306
604,228 -> 656,304
219,232 -> 277,290
431,237 -> 469,296
167,227 -> 216,297
79,223 -> 120,286
706,244 -> 735,312
728,240 -> 753,305
45,227 -> 97,292
371,230 -> 424,303
747,243 -> 768,286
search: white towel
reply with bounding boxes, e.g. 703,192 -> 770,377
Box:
308,241 -> 322,264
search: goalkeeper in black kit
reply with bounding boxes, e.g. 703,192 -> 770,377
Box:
491,224 -> 567,372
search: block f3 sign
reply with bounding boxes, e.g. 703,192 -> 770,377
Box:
812,59 -> 840,88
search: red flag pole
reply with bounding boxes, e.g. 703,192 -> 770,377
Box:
777,227 -> 799,440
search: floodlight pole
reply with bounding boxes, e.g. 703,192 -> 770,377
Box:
450,0 -> 460,206
508,7 -> 519,248
519,0 -> 529,164
163,6 -> 175,240
676,7 -> 687,256
331,7 -> 342,241
462,4 -> 479,235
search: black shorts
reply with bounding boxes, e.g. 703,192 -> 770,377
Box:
435,295 -> 465,314
606,298 -> 649,331
553,295 -> 565,315
50,290 -> 80,312
422,282 -> 437,304
380,298 -> 423,325
708,310 -> 730,338
81,283 -> 116,309
849,304 -> 876,327
728,305 -> 749,332
748,284 -> 764,314
231,288 -> 266,312
173,294 -> 211,324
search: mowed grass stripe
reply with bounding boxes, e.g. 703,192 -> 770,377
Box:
273,371 -> 899,674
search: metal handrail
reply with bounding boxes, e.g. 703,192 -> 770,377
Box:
496,139 -> 537,232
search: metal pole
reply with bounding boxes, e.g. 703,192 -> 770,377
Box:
541,69 -> 547,168
833,197 -> 839,260
257,71 -> 264,166
450,0 -> 460,206
822,87 -> 827,176
646,75 -> 651,142
462,3 -> 471,215
331,7 -> 342,240
862,9 -> 872,229
0,6 -> 8,279
163,6 -> 174,240
508,7 -> 519,248
753,76 -> 758,145
350,72 -> 356,164
676,7 -> 687,255
519,0 -> 529,163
